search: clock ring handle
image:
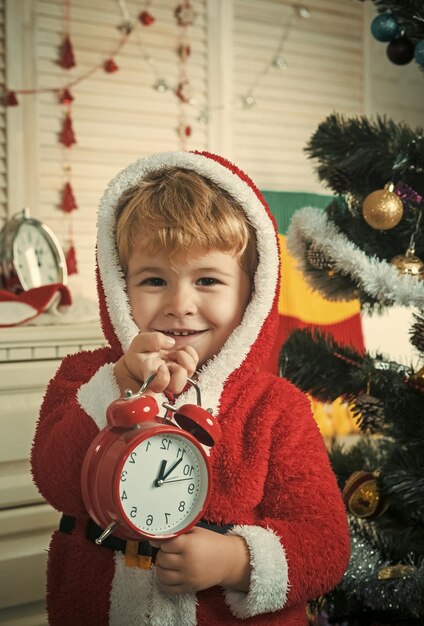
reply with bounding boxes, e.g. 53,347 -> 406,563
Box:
186,377 -> 202,406
124,372 -> 157,400
124,374 -> 203,406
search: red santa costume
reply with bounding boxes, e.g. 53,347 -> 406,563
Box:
31,151 -> 350,626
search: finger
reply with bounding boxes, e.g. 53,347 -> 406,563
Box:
132,331 -> 176,354
168,348 -> 199,377
155,552 -> 182,571
147,363 -> 171,393
156,534 -> 186,554
166,362 -> 190,394
155,565 -> 184,586
125,354 -> 164,387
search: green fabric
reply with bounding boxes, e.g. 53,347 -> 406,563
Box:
261,190 -> 333,235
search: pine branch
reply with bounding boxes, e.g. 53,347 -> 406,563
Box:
305,114 -> 424,199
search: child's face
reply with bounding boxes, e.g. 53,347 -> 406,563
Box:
126,247 -> 251,367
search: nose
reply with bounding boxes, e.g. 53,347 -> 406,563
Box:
164,284 -> 197,317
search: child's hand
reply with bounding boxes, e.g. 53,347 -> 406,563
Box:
150,527 -> 251,594
114,331 -> 199,395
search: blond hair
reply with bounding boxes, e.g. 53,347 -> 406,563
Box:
115,167 -> 257,278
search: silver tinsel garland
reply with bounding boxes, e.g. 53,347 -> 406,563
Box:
334,521 -> 424,618
287,207 -> 424,307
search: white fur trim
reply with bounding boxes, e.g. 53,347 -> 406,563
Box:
0,301 -> 38,325
109,552 -> 197,626
110,553 -> 152,626
77,362 -> 120,430
288,207 -> 424,308
96,152 -> 279,415
224,525 -> 289,619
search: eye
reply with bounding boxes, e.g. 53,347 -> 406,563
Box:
197,277 -> 220,286
140,277 -> 166,287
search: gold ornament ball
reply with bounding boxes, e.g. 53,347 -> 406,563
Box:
390,249 -> 424,280
362,187 -> 403,230
342,470 -> 388,519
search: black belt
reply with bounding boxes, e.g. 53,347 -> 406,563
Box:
59,514 -> 233,558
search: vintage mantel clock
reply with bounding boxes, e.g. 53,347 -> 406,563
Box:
81,376 -> 221,544
0,208 -> 67,292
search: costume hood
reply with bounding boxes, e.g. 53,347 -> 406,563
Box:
96,151 -> 280,414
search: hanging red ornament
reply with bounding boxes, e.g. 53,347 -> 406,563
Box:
104,58 -> 119,73
59,88 -> 74,104
65,244 -> 78,275
139,11 -> 155,26
59,35 -> 76,69
61,182 -> 78,213
175,3 -> 196,27
59,113 -> 77,147
178,123 -> 192,138
5,91 -> 18,106
178,44 -> 191,60
176,80 -> 192,103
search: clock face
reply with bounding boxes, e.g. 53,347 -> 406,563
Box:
118,432 -> 209,537
13,222 -> 61,288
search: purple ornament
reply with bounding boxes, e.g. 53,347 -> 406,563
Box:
394,182 -> 423,206
386,37 -> 415,65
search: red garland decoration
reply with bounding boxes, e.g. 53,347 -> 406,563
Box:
5,91 -> 18,106
176,80 -> 191,103
104,58 -> 119,73
61,182 -> 78,212
65,244 -> 78,275
178,44 -> 191,60
59,113 -> 77,147
178,124 -> 192,138
139,11 -> 155,26
175,3 -> 196,27
59,88 -> 74,104
59,35 -> 76,69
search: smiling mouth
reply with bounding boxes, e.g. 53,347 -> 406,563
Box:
161,329 -> 206,337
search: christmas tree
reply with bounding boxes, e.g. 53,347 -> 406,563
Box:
280,114 -> 424,625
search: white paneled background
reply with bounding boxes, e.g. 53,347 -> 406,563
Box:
1,2 -> 424,624
4,0 -> 424,298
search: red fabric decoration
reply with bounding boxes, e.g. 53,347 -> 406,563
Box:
60,88 -> 74,104
59,35 -> 76,69
178,44 -> 191,60
65,245 -> 78,275
177,124 -> 192,139
61,182 -> 78,212
59,114 -> 76,147
0,284 -> 72,327
139,11 -> 155,26
104,58 -> 119,73
176,80 -> 191,103
5,91 -> 18,106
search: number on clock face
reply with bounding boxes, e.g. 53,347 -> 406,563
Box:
14,223 -> 59,287
118,433 -> 209,536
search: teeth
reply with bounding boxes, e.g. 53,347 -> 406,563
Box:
167,330 -> 198,336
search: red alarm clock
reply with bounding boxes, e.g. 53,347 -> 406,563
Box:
81,375 -> 221,544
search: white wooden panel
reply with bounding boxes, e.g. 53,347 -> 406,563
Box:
231,0 -> 365,192
0,504 -> 59,612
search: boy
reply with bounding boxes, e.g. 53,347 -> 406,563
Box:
31,151 -> 350,626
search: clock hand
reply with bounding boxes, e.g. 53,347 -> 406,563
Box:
161,477 -> 193,484
154,459 -> 168,487
161,457 -> 183,482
